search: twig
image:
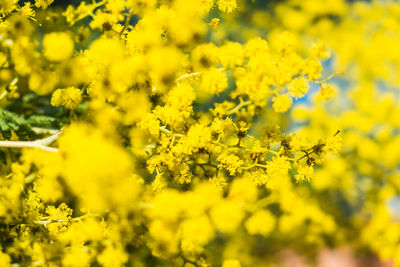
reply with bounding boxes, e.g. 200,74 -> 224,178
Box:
0,131 -> 62,152
175,67 -> 225,83
226,100 -> 252,115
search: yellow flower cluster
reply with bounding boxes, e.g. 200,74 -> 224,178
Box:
51,87 -> 82,110
1,0 -> 398,266
43,32 -> 74,62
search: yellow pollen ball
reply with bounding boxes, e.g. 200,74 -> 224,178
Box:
43,32 -> 74,62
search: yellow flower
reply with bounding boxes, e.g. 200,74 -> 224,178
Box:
51,87 -> 82,110
244,37 -> 269,58
245,209 -> 276,236
311,40 -> 331,60
210,200 -> 244,233
200,68 -> 228,94
209,175 -> 227,190
35,0 -> 54,9
43,32 -> 74,61
218,42 -> 243,68
59,124 -> 140,212
62,245 -> 91,267
217,152 -> 244,175
295,164 -> 314,183
209,18 -> 220,30
288,77 -> 309,98
324,132 -> 342,154
267,156 -> 291,179
218,0 -> 238,14
180,215 -> 215,248
97,245 -> 128,267
0,0 -> 16,14
191,43 -> 218,70
222,259 -> 241,267
317,83 -> 338,101
272,94 -> 292,113
0,250 -> 11,267
19,3 -> 35,18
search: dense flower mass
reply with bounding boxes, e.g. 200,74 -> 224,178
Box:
0,0 -> 399,266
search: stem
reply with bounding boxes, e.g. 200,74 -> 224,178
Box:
314,71 -> 343,84
70,0 -> 107,26
159,126 -> 183,137
226,100 -> 252,115
34,213 -> 93,226
24,173 -> 36,183
31,127 -> 60,135
120,12 -> 133,36
243,163 -> 268,170
0,132 -> 62,152
175,67 -> 225,83
267,149 -> 279,156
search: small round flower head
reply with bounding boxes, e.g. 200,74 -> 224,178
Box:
245,209 -> 276,236
51,87 -> 82,110
35,0 -> 54,9
209,18 -> 220,30
0,0 -> 17,14
289,77 -> 309,98
19,2 -> 35,18
222,259 -> 241,267
7,14 -> 34,38
218,0 -> 238,14
200,68 -> 228,94
272,94 -> 292,113
295,164 -> 314,183
43,32 -> 74,62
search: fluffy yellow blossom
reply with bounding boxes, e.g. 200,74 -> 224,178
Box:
217,152 -> 244,175
303,58 -> 322,81
149,47 -> 185,92
209,18 -> 220,30
191,43 -> 218,70
88,37 -> 125,66
270,30 -> 297,52
43,32 -> 74,62
244,37 -> 269,58
311,40 -> 331,60
288,77 -> 309,98
0,0 -> 16,14
229,178 -> 258,203
62,245 -> 91,267
29,70 -> 58,95
222,259 -> 241,267
0,249 -> 11,266
272,94 -> 292,113
180,215 -> 215,249
211,200 -> 244,233
317,83 -> 338,101
97,245 -> 128,267
267,156 -> 291,180
218,42 -> 243,68
210,117 -> 234,140
295,164 -> 314,183
200,68 -> 228,94
19,3 -> 35,18
245,209 -> 276,236
324,132 -> 342,153
58,124 -> 141,212
35,0 -> 54,9
209,175 -> 227,190
51,87 -> 82,109
218,0 -> 238,14
45,203 -> 72,236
